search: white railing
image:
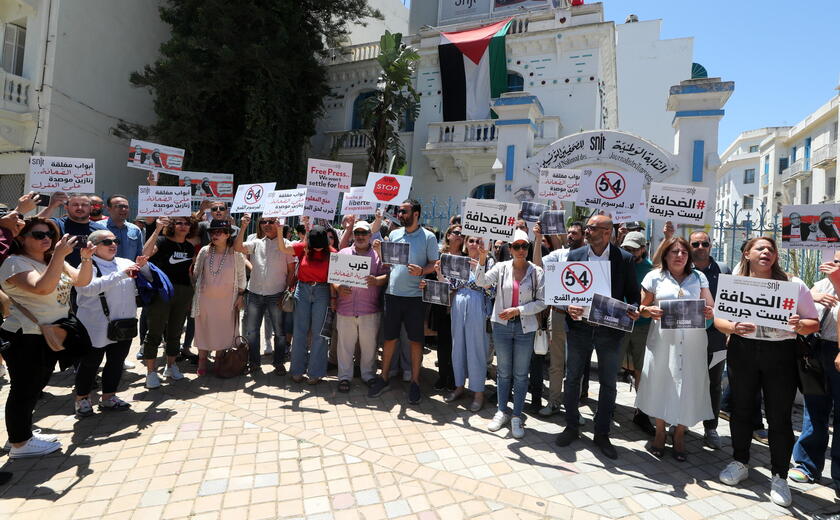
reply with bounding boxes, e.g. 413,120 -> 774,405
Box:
328,131 -> 370,151
782,157 -> 809,181
0,70 -> 30,112
324,42 -> 380,64
812,141 -> 837,167
427,116 -> 561,147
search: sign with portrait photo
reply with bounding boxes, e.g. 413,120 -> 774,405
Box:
440,253 -> 472,281
380,241 -> 410,265
782,203 -> 840,249
127,139 -> 185,172
660,299 -> 706,330
715,274 -> 800,330
423,280 -> 451,307
521,200 -> 548,224
178,171 -> 234,201
587,293 -> 636,332
539,210 -> 566,235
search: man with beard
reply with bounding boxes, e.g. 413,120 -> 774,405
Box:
368,199 -> 439,404
89,195 -> 105,222
39,192 -> 106,266
103,194 -> 145,263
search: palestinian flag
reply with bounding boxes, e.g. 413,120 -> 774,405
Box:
438,18 -> 512,122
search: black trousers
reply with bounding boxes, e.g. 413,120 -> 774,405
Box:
432,307 -> 454,387
727,335 -> 798,477
704,354 -> 725,431
2,330 -> 57,444
75,340 -> 131,396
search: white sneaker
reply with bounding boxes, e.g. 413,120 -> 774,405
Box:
123,360 -> 135,369
74,398 -> 94,417
487,411 -> 510,432
719,461 -> 749,486
145,371 -> 161,389
770,475 -> 792,507
9,437 -> 61,459
2,429 -> 58,451
163,364 -> 184,380
510,417 -> 525,439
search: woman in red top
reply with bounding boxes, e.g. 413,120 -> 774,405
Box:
278,222 -> 335,383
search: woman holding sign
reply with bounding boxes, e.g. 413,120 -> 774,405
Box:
635,237 -> 714,462
714,237 -> 818,507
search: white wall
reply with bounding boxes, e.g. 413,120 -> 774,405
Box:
350,0 -> 409,44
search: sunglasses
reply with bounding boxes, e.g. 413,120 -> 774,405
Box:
510,243 -> 528,251
353,230 -> 370,236
210,206 -> 226,212
96,238 -> 121,246
210,229 -> 230,235
585,225 -> 610,232
449,230 -> 462,237
259,220 -> 276,225
690,241 -> 710,248
26,230 -> 55,240
173,221 -> 191,226
396,209 -> 410,215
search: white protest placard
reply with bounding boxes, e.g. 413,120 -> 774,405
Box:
307,158 -> 352,192
782,203 -> 840,249
328,252 -> 371,289
178,172 -> 234,201
462,198 -> 519,242
647,182 -> 710,225
543,261 -> 611,306
340,187 -> 376,216
29,156 -> 95,193
362,172 -> 413,204
136,185 -> 192,218
538,168 -> 581,202
576,168 -> 644,213
262,188 -> 307,218
613,193 -> 647,224
715,274 -> 800,330
230,182 -> 275,213
302,186 -> 340,220
127,139 -> 185,172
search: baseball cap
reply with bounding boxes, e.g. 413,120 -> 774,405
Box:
353,221 -> 371,232
621,231 -> 646,250
625,221 -> 645,231
511,229 -> 530,244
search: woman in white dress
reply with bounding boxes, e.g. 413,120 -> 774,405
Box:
635,236 -> 714,462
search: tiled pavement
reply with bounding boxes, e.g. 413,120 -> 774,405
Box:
0,341 -> 837,519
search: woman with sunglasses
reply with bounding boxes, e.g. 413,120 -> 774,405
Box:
191,220 -> 246,375
475,229 -> 546,439
429,224 -> 463,391
142,215 -> 200,388
715,237 -> 819,507
0,218 -> 95,458
73,230 -> 149,416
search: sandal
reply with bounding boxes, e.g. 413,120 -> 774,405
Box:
672,450 -> 687,463
306,377 -> 322,385
291,375 -> 305,383
338,380 -> 351,393
645,442 -> 665,459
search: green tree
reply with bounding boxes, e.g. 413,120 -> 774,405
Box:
118,0 -> 380,186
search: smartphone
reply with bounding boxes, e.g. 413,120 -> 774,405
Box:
35,194 -> 51,207
72,235 -> 89,248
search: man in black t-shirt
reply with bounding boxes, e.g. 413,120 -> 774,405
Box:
39,193 -> 106,267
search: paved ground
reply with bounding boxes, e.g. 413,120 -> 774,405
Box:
0,341 -> 837,520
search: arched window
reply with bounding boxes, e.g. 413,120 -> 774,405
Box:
351,91 -> 376,130
507,72 -> 524,93
471,183 -> 495,200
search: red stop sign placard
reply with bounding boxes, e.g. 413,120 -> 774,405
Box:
373,176 -> 401,201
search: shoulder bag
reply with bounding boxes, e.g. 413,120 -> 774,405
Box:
93,261 -> 138,341
796,310 -> 830,396
10,297 -> 67,352
530,268 -> 549,355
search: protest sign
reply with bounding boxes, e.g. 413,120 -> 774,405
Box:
587,293 -> 635,332
543,261 -> 611,306
440,253 -> 472,281
660,299 -> 706,330
576,168 -> 644,213
462,198 -> 518,242
136,186 -> 192,218
302,186 -> 340,220
782,203 -> 840,249
29,156 -> 95,193
537,168 -> 581,202
380,241 -> 410,265
262,188 -> 307,218
521,201 -> 548,224
612,196 -> 647,224
715,274 -> 800,330
230,182 -> 276,213
328,252 -> 372,289
423,280 -> 451,307
647,182 -> 710,225
127,139 -> 184,172
362,172 -> 413,204
340,187 -> 376,216
178,172 -> 234,201
540,210 -> 566,235
307,158 -> 352,192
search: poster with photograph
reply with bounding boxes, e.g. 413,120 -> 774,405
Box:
423,280 -> 451,307
521,201 -> 548,224
586,293 -> 635,332
262,188 -> 307,218
127,139 -> 185,172
660,299 -> 706,330
380,241 -> 410,265
328,252 -> 372,289
340,187 -> 376,216
782,203 -> 840,248
463,198 -> 519,242
136,186 -> 192,218
543,261 -> 611,306
307,158 -> 352,192
29,156 -> 95,193
537,168 -> 581,202
647,183 -> 710,225
178,172 -> 234,201
715,274 -> 800,330
440,253 -> 472,281
576,168 -> 644,214
362,172 -> 413,204
320,308 -> 336,340
302,186 -> 341,221
230,182 -> 276,213
540,210 -> 566,235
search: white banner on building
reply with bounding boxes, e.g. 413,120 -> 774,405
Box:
362,172 -> 413,204
647,182 -> 710,225
127,139 -> 185,172
262,188 -> 307,218
462,198 -> 519,242
543,261 -> 611,306
576,168 -> 644,213
438,0 -> 492,25
781,203 -> 840,249
29,156 -> 95,193
340,187 -> 376,216
306,158 -> 352,192
328,252 -> 371,289
537,168 -> 581,202
715,274 -> 800,330
178,172 -> 234,201
230,182 -> 276,213
136,186 -> 192,218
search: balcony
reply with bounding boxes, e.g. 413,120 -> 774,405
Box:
425,116 -> 561,150
781,157 -> 811,183
323,42 -> 380,65
812,141 -> 837,168
0,70 -> 31,113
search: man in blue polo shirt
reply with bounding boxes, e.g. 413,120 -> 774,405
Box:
368,199 -> 439,404
103,194 -> 144,260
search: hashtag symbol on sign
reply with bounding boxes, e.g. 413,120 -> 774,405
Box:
696,200 -> 706,210
782,298 -> 795,310
507,217 -> 516,226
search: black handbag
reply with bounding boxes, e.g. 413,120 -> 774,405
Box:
795,311 -> 829,396
92,261 -> 138,342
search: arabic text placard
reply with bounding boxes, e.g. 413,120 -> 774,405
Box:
647,182 -> 710,225
262,188 -> 307,218
576,168 -> 644,213
462,198 -> 519,243
29,156 -> 96,193
537,168 -> 581,202
301,185 -> 340,220
328,252 -> 372,289
543,261 -> 611,306
715,274 -> 800,330
136,186 -> 192,218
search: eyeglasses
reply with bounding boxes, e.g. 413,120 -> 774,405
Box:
26,230 -> 54,240
585,225 -> 610,232
110,204 -> 129,210
173,221 -> 191,227
510,243 -> 528,251
691,241 -> 710,248
396,209 -> 410,215
210,206 -> 226,212
259,220 -> 275,225
96,238 -> 120,246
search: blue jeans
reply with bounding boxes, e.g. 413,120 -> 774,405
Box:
492,319 -> 534,418
564,324 -> 623,435
244,291 -> 286,367
793,339 -> 840,492
290,283 -> 331,379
